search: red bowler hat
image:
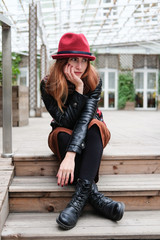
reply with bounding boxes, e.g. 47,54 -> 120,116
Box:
51,33 -> 96,61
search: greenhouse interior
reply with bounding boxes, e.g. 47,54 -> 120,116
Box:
0,1 -> 160,239
0,0 -> 160,120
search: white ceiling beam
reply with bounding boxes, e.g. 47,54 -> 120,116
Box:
1,0 -> 160,54
1,0 -> 28,52
137,43 -> 160,53
39,1 -> 159,12
96,45 -> 160,54
107,0 -> 140,44
86,0 -> 102,34
18,0 -> 28,23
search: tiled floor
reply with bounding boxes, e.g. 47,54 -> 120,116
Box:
0,110 -> 160,157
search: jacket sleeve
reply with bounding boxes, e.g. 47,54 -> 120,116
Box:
40,80 -> 88,129
67,79 -> 102,154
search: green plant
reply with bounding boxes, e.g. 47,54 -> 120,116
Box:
12,53 -> 21,85
0,52 -> 21,86
118,72 -> 135,109
90,48 -> 98,67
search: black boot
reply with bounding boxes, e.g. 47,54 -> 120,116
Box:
56,178 -> 92,230
89,183 -> 125,221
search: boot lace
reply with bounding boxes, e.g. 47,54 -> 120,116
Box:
69,184 -> 90,212
91,192 -> 113,209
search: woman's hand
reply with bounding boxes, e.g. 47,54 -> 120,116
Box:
56,152 -> 76,187
64,64 -> 84,94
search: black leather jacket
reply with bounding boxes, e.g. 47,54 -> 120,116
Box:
40,79 -> 102,154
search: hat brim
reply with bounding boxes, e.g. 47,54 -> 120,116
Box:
51,53 -> 96,61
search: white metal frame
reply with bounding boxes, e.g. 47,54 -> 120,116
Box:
0,0 -> 160,55
134,68 -> 158,110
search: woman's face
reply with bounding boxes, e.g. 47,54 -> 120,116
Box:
68,57 -> 88,78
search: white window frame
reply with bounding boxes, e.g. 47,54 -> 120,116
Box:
17,67 -> 29,87
98,68 -> 118,110
134,68 -> 158,110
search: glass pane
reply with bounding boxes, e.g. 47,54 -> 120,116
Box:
147,73 -> 156,89
108,72 -> 115,89
98,91 -> 104,107
147,92 -> 156,108
99,72 -> 105,88
135,72 -> 144,89
20,77 -> 26,86
135,92 -> 143,108
108,92 -> 115,108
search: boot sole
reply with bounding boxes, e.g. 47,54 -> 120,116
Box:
56,217 -> 76,230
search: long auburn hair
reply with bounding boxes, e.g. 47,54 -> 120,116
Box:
46,58 -> 99,111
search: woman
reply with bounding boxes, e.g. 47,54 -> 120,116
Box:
40,32 -> 125,230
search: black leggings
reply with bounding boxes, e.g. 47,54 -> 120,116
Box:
57,125 -> 103,183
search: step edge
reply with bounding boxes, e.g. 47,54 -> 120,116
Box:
13,154 -> 160,162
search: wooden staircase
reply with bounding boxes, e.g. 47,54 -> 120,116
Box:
1,154 -> 160,239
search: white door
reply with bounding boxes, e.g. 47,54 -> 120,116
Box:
134,69 -> 158,109
98,69 -> 118,109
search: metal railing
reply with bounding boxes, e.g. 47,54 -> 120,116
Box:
0,14 -> 13,157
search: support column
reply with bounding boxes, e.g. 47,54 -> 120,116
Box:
40,44 -> 47,112
40,44 -> 47,80
29,2 -> 37,117
0,16 -> 12,157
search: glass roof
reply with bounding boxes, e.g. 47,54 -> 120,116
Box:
0,0 -> 160,56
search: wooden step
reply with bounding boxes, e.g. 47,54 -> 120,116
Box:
9,174 -> 160,213
0,158 -> 14,234
13,154 -> 160,176
2,211 -> 160,240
